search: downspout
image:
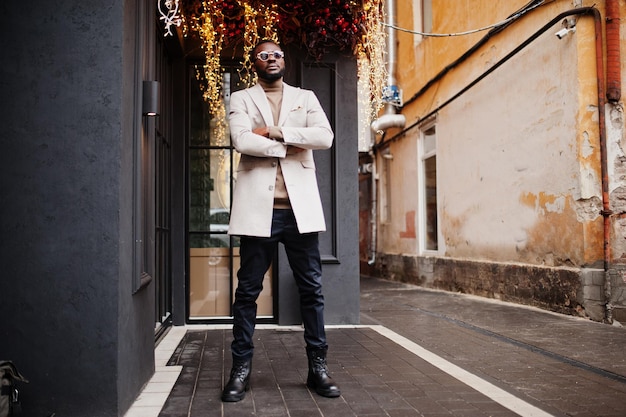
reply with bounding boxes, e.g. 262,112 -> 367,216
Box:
589,8 -> 611,323
601,1 -> 621,323
368,0 -> 406,265
368,149 -> 378,265
606,0 -> 621,103
370,0 -> 406,134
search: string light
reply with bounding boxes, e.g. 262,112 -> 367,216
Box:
169,0 -> 386,145
238,2 -> 279,87
195,1 -> 227,144
158,0 -> 183,36
356,0 -> 387,133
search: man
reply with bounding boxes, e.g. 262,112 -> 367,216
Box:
222,39 -> 341,402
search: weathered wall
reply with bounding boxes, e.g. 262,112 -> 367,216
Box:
368,0 -> 626,321
373,254 -> 586,316
437,27 -> 599,266
383,0 -> 604,266
371,252 -> 617,321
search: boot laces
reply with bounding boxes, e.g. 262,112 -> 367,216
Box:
311,356 -> 328,374
231,362 -> 249,379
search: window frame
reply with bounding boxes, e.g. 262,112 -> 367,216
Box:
418,121 -> 439,255
132,0 -> 156,293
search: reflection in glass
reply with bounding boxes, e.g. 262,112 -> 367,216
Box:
189,149 -> 236,233
188,66 -> 273,319
424,155 -> 438,251
422,126 -> 438,251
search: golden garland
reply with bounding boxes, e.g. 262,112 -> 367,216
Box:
238,2 -> 279,87
181,0 -> 386,145
357,0 -> 387,127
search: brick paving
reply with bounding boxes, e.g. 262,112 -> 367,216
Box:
158,277 -> 626,416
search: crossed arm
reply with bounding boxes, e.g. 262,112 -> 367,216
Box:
251,126 -> 305,155
229,89 -> 333,158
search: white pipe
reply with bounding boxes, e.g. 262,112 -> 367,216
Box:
367,151 -> 378,265
368,0 -> 406,266
385,0 -> 398,89
371,113 -> 406,134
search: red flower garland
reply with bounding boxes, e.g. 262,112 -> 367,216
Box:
182,0 -> 369,60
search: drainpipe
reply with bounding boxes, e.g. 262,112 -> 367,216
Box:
368,149 -> 378,265
600,1 -> 621,323
371,0 -> 406,135
606,0 -> 621,103
588,9 -> 611,323
368,0 -> 406,265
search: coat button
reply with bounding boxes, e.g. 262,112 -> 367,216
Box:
268,185 -> 274,191
271,161 -> 277,167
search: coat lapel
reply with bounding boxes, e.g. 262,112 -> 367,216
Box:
247,84 -> 274,127
278,83 -> 298,127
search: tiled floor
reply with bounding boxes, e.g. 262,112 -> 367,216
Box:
157,326 -> 541,417
125,277 -> 626,417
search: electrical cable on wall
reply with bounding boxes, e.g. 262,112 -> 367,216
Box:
375,6 -> 601,151
383,0 -> 546,37
397,0 -> 553,110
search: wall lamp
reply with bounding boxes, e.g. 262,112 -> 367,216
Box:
142,80 -> 160,116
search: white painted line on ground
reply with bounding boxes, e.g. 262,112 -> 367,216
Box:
370,325 -> 555,417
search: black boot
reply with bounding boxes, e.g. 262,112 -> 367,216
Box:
221,358 -> 251,402
306,348 -> 341,398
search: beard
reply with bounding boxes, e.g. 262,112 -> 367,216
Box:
256,67 -> 285,82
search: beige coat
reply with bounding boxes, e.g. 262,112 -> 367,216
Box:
227,83 -> 334,237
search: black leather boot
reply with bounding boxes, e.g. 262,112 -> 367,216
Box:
306,348 -> 341,398
221,358 -> 251,402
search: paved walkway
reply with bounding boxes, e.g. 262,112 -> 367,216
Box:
126,276 -> 626,417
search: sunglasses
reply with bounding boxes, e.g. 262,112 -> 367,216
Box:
255,51 -> 285,61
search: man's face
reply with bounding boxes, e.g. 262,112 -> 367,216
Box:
253,42 -> 285,82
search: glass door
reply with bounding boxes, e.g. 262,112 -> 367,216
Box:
187,64 -> 273,320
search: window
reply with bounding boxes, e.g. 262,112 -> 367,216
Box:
188,68 -> 239,250
187,65 -> 273,320
413,0 -> 433,46
380,149 -> 392,223
422,0 -> 433,34
419,125 -> 438,252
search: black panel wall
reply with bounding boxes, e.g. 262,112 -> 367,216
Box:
277,49 -> 361,326
0,1 -> 156,415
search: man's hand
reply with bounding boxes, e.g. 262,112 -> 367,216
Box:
252,126 -> 303,154
286,145 -> 306,155
252,126 -> 270,137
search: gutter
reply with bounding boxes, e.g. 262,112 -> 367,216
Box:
600,0 -> 621,323
368,0 -> 406,265
606,0 -> 621,103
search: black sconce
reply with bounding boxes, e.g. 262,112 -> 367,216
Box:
142,80 -> 160,116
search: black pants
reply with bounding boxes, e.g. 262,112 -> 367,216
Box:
231,209 -> 327,360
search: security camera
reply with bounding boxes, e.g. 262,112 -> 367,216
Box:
555,27 -> 575,39
555,28 -> 569,39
